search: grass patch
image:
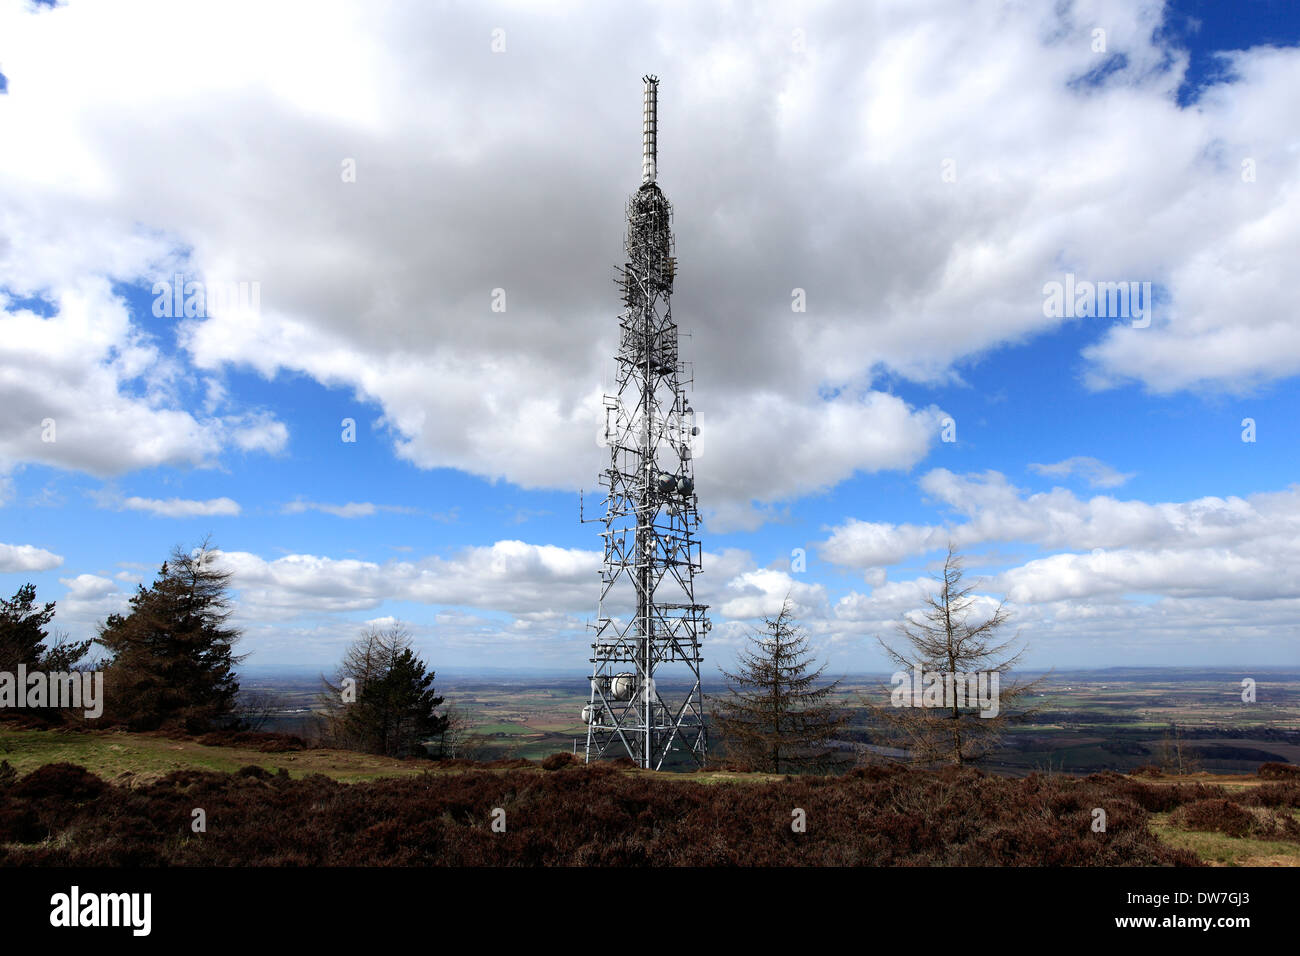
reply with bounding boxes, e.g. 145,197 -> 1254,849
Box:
472,722 -> 535,735
0,727 -> 427,784
1151,814 -> 1300,866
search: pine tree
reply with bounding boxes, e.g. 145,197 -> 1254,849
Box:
98,541 -> 243,732
0,584 -> 60,670
320,626 -> 448,757
0,583 -> 92,671
869,544 -> 1041,766
711,599 -> 847,773
0,583 -> 92,722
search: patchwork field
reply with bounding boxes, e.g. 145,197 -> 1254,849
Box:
226,667 -> 1300,774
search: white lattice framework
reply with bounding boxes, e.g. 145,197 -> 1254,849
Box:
584,76 -> 708,770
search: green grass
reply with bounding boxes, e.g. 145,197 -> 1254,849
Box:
1150,814 -> 1300,866
0,728 -> 430,783
473,722 -> 537,735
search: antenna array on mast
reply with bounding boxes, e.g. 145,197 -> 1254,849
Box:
584,76 -> 708,770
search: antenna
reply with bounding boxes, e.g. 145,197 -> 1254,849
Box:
584,76 -> 708,771
641,74 -> 658,184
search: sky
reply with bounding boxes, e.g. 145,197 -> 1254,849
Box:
1,0 -> 1298,677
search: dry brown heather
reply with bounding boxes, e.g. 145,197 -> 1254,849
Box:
3,756 -> 1295,866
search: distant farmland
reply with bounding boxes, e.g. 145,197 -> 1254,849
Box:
241,667 -> 1300,773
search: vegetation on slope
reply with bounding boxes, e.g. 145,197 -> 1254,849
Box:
11,758 -> 1296,866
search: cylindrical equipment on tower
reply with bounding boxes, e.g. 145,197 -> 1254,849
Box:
641,74 -> 658,184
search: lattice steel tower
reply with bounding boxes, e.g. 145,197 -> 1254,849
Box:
583,75 -> 709,769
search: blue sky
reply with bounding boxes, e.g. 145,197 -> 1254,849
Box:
1,0 -> 1298,677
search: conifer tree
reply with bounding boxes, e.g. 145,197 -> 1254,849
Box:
98,540 -> 242,732
869,544 -> 1041,766
0,583 -> 93,722
0,583 -> 90,671
320,625 -> 448,757
711,599 -> 847,773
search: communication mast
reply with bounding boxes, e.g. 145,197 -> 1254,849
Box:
583,75 -> 708,769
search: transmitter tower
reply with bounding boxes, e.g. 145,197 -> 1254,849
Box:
583,76 -> 708,769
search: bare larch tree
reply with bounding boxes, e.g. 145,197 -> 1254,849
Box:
869,545 -> 1042,766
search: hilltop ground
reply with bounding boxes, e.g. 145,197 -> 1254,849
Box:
1,727 -> 1297,866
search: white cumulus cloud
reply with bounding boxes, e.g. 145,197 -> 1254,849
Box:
0,542 -> 64,572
